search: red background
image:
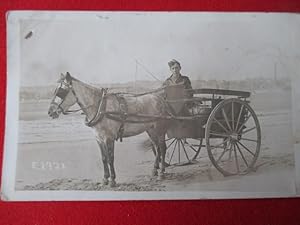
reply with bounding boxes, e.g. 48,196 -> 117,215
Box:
1,1 -> 300,225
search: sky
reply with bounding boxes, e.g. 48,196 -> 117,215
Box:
17,12 -> 300,86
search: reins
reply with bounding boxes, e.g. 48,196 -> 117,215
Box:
113,86 -> 165,97
56,76 -> 179,128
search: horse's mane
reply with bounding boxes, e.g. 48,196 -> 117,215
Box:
70,75 -> 167,97
71,76 -> 103,93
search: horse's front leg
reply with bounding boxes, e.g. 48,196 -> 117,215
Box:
106,139 -> 117,187
97,140 -> 110,185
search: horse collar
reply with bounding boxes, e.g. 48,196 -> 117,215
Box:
85,88 -> 107,127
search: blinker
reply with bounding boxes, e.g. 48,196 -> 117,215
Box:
56,87 -> 69,99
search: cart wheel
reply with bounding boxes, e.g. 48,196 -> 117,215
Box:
205,98 -> 261,176
165,138 -> 203,166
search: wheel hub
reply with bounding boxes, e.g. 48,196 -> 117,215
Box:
229,132 -> 241,142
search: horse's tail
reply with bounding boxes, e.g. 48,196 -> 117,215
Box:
140,139 -> 155,151
141,139 -> 166,165
141,139 -> 159,159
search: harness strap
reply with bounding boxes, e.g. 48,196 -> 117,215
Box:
63,108 -> 84,115
105,113 -> 160,123
82,90 -> 166,142
115,95 -> 128,142
85,89 -> 107,127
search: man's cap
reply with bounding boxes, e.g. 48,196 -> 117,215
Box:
168,59 -> 181,68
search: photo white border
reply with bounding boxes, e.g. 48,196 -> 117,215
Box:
1,11 -> 299,201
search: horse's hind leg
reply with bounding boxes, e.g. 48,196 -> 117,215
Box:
158,136 -> 167,177
153,146 -> 161,177
146,131 -> 161,177
97,140 -> 110,185
106,139 -> 117,187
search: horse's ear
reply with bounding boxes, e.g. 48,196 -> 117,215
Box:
65,72 -> 71,82
57,73 -> 65,83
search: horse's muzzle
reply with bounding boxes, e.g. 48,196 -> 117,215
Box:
48,110 -> 59,119
48,103 -> 61,119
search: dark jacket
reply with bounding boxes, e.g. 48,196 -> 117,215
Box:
163,75 -> 192,90
163,75 -> 193,98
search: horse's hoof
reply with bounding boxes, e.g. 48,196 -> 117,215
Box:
164,162 -> 170,167
110,180 -> 117,188
152,169 -> 158,177
102,178 -> 109,185
159,173 -> 165,180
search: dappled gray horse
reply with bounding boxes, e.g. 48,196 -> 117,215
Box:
48,72 -> 169,187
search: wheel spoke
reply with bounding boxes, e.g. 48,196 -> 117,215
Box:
166,138 -> 177,149
235,104 -> 244,131
233,144 -> 240,173
216,142 -> 231,164
241,126 -> 257,135
184,141 -> 198,153
192,139 -> 203,160
216,150 -> 227,164
228,142 -> 233,161
180,140 -> 190,161
210,138 -> 229,150
240,137 -> 258,143
222,108 -> 232,131
178,140 -> 181,163
237,113 -> 252,133
165,137 -> 173,142
213,118 -> 230,133
168,140 -> 178,165
209,132 -> 230,138
235,143 -> 249,167
232,101 -> 235,131
237,141 -> 255,156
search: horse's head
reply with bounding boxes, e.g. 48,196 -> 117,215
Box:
48,72 -> 78,119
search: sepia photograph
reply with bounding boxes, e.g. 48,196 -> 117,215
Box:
1,11 -> 300,200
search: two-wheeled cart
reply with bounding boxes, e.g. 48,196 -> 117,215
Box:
163,85 -> 261,176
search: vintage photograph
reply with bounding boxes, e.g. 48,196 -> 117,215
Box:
2,11 -> 300,200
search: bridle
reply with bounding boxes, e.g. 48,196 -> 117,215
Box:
51,76 -> 107,127
51,79 -> 81,115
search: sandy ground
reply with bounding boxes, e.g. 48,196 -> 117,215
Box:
15,90 -> 296,194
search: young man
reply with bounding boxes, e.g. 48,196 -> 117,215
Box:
163,59 -> 193,114
163,59 -> 192,93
